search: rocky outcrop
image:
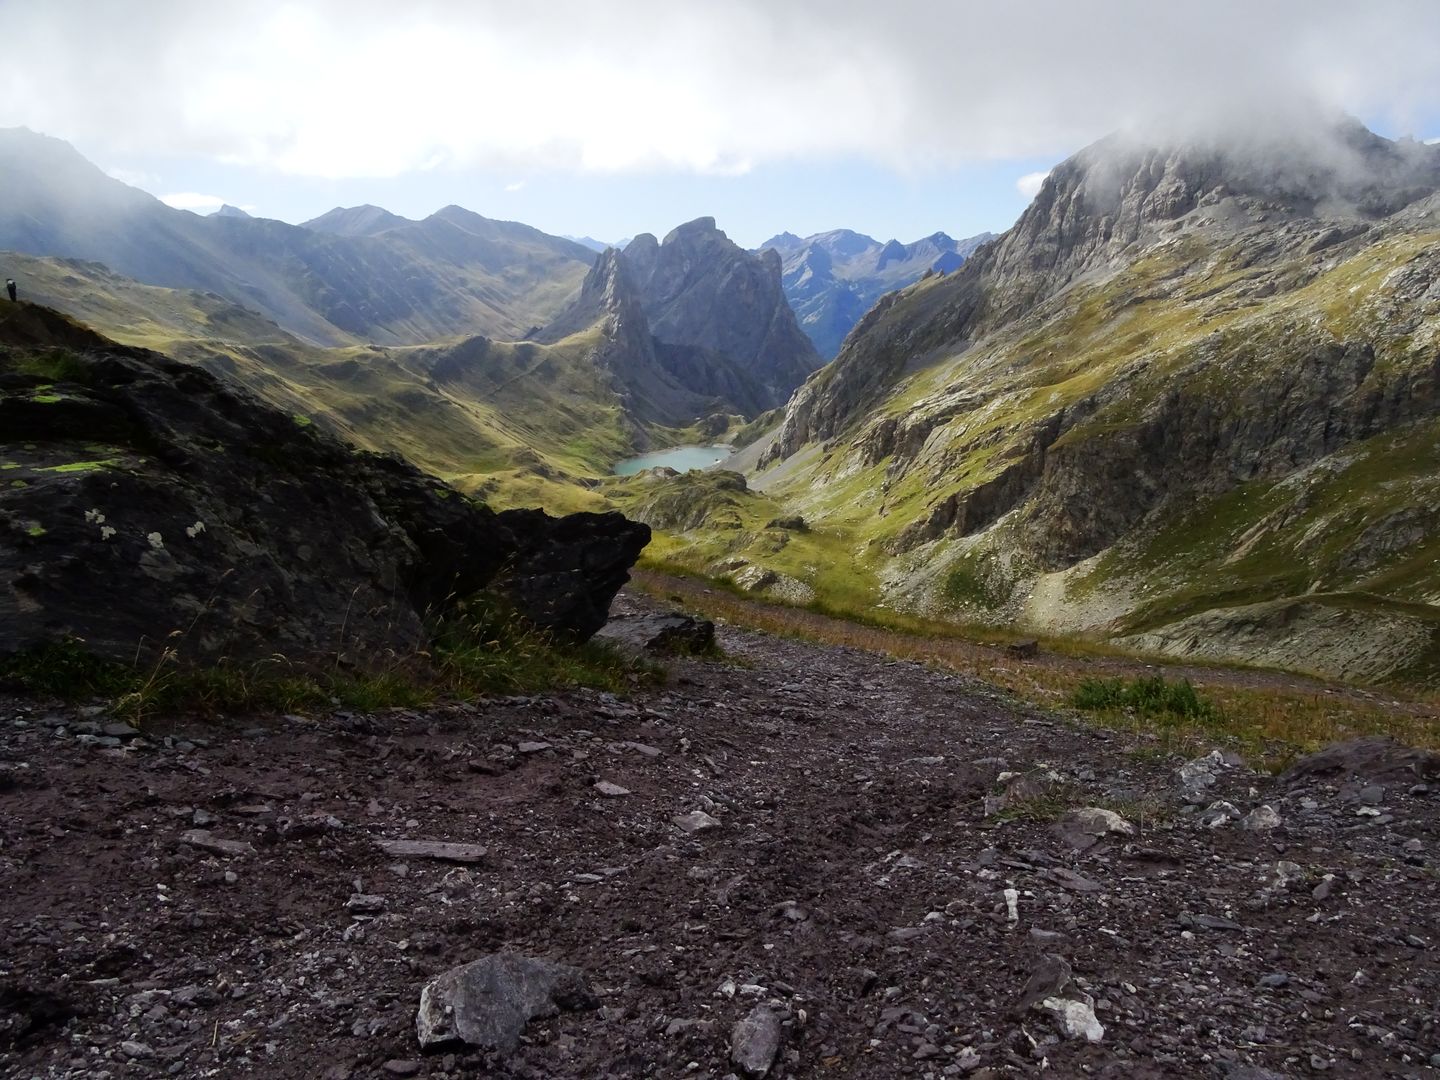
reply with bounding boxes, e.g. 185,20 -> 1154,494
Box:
536,246 -> 783,422
621,218 -> 823,410
0,304 -> 650,666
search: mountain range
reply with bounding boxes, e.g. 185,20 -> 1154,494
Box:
0,127 -> 595,346
650,115 -> 1440,684
760,228 -> 995,358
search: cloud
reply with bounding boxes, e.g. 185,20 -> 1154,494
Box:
504,180 -> 526,192
1016,171 -> 1050,198
1,1 -> 1438,180
159,192 -> 230,211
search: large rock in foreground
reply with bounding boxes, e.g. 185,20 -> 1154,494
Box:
415,953 -> 597,1052
0,305 -> 650,665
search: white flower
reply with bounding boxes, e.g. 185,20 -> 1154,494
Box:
99,526 -> 116,540
146,532 -> 164,550
185,520 -> 206,538
84,509 -> 106,525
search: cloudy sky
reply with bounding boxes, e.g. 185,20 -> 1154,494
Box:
3,1 -> 1439,246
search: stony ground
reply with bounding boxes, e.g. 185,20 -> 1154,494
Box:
2,593 -> 1438,1079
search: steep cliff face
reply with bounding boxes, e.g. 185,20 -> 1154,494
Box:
735,117 -> 1440,682
620,218 -> 823,409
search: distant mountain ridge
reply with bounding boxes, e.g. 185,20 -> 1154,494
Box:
759,228 -> 995,358
0,127 -> 593,346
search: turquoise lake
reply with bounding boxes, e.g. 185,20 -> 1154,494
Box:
612,444 -> 732,476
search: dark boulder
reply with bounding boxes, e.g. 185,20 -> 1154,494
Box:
1281,736 -> 1440,784
0,304 -> 649,667
414,952 -> 597,1052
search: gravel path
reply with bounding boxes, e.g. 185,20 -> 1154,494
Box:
2,593 -> 1438,1078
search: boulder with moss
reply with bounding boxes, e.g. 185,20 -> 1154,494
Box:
0,303 -> 649,667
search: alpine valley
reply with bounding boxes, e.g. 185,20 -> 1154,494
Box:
5,115 -> 1440,686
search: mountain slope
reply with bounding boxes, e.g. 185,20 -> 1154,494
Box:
0,127 -> 591,346
709,116 -> 1440,684
760,228 -> 995,358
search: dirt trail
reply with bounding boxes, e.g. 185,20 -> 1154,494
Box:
2,590 -> 1438,1078
634,569 -> 1440,719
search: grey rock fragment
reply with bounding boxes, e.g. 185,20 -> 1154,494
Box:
1053,807 -> 1135,851
593,781 -> 631,797
674,810 -> 721,833
1018,954 -> 1104,1043
376,839 -> 487,864
730,1004 -> 784,1078
595,613 -> 716,654
415,952 -> 597,1052
179,829 -> 255,857
1241,804 -> 1282,831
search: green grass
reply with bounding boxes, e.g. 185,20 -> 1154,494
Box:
0,602 -> 663,725
1071,675 -> 1221,723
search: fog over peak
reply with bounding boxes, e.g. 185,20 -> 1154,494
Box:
0,1 -> 1436,181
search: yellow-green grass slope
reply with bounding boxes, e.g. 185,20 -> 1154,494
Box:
645,211 -> 1440,688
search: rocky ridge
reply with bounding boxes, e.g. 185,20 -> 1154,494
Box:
0,127 -> 593,346
0,303 -> 649,664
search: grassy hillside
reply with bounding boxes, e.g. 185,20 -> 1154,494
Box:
643,201 -> 1440,688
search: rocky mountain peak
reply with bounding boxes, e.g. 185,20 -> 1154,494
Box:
617,218 -> 821,409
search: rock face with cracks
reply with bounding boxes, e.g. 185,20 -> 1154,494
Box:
0,304 -> 650,666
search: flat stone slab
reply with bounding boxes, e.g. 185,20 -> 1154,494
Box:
376,839 -> 487,864
179,829 -> 255,857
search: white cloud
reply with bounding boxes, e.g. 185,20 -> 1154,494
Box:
1016,171 -> 1050,198
1,2 -> 1438,179
159,192 -> 229,211
504,180 -> 526,192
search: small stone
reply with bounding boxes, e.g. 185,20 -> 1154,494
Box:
674,810 -> 721,834
1053,807 -> 1134,851
517,741 -> 552,754
1038,996 -> 1104,1042
594,781 -> 631,797
730,1004 -> 784,1078
1241,805 -> 1282,831
121,1041 -> 153,1059
381,1061 -> 423,1077
1357,784 -> 1385,805
346,894 -> 387,914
